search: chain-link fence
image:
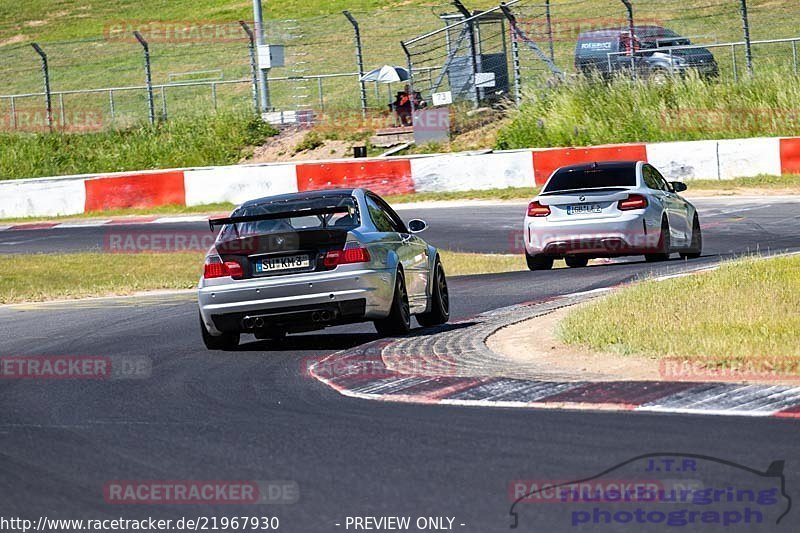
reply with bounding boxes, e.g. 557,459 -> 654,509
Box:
402,0 -> 800,112
1,1 -> 799,134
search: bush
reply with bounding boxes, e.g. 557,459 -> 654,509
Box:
0,112 -> 278,180
496,72 -> 800,149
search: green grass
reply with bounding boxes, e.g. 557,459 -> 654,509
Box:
497,72 -> 800,149
0,250 -> 525,303
0,203 -> 237,223
558,255 -> 800,375
0,252 -> 205,303
0,112 -> 277,180
385,187 -> 539,204
683,174 -> 800,190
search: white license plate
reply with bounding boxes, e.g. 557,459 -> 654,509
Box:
566,204 -> 602,215
256,254 -> 310,273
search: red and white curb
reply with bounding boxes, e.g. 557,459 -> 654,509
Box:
310,341 -> 800,419
309,259 -> 800,419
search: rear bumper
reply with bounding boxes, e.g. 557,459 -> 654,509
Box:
198,268 -> 394,335
525,212 -> 661,257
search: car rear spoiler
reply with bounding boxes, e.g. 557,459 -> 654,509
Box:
208,205 -> 354,231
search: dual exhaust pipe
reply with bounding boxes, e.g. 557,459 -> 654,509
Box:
243,316 -> 265,329
243,310 -> 335,329
311,310 -> 334,323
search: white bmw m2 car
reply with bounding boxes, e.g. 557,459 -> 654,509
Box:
523,161 -> 702,270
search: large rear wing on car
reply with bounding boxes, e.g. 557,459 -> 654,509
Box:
208,205 -> 355,231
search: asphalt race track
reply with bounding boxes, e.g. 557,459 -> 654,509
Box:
5,197 -> 800,256
1,197 -> 799,531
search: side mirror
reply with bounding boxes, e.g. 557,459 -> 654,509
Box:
670,181 -> 688,193
407,219 -> 427,233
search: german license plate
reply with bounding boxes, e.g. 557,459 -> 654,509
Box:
256,254 -> 310,273
566,204 -> 602,215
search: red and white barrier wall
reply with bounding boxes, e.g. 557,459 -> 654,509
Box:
2,136 -> 799,219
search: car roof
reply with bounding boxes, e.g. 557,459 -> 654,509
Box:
240,188 -> 358,208
554,161 -> 641,173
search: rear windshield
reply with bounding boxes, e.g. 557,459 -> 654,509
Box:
543,167 -> 636,193
219,195 -> 359,239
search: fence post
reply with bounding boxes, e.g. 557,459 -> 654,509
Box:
401,41 -> 416,122
343,11 -> 368,118
739,0 -> 754,76
10,96 -> 17,130
620,0 -> 636,81
239,21 -> 261,115
30,43 -> 52,131
499,4 -> 522,107
545,0 -> 555,62
58,93 -> 65,128
133,31 -> 155,125
161,86 -> 168,121
108,90 -> 115,124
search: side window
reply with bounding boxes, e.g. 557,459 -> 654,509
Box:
652,167 -> 672,192
642,165 -> 669,191
365,195 -> 396,233
642,165 -> 661,190
372,195 -> 407,233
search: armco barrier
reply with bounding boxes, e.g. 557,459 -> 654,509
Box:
296,160 -> 414,197
1,135 -> 798,219
84,170 -> 186,211
184,164 -> 298,207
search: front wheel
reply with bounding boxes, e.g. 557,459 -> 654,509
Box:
374,270 -> 411,336
417,259 -> 450,327
200,312 -> 240,351
680,216 -> 703,260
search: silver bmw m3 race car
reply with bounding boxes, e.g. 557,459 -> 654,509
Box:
524,161 -> 702,270
198,188 -> 449,350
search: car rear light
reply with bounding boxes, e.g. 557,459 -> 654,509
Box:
203,257 -> 244,279
618,194 -> 649,211
527,201 -> 551,217
324,247 -> 371,267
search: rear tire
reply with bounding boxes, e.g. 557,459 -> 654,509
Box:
526,252 -> 554,271
565,256 -> 590,268
680,216 -> 703,260
645,218 -> 672,262
200,312 -> 240,351
417,259 -> 450,327
374,270 -> 411,336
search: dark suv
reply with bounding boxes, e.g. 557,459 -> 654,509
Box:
575,25 -> 718,81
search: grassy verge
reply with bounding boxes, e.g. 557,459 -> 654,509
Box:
558,255 -> 800,375
0,203 -> 237,224
681,174 -> 800,191
497,73 -> 800,149
0,113 -> 277,181
386,187 -> 538,204
0,250 -> 524,304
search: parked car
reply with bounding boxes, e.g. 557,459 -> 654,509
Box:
198,189 -> 449,350
523,161 -> 702,270
575,25 -> 718,82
